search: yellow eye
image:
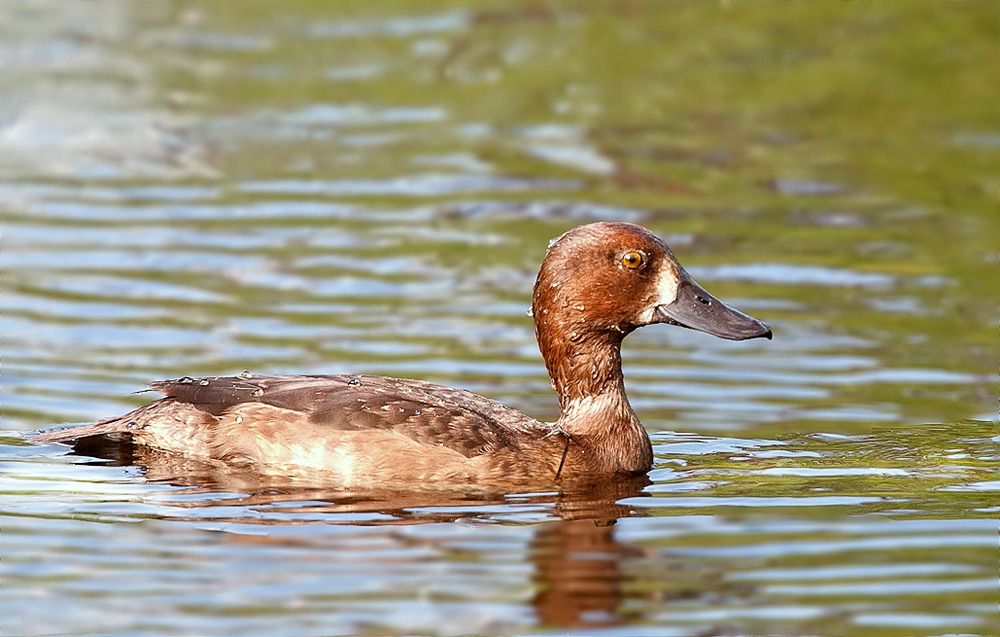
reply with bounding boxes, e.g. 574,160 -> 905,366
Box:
621,251 -> 645,269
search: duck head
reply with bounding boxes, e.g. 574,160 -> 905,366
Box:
532,221 -> 772,345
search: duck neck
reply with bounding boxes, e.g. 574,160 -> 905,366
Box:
537,323 -> 640,435
537,324 -> 652,474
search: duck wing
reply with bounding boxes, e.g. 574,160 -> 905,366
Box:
40,375 -> 544,460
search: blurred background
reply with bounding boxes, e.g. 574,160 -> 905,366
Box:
2,2 -> 997,636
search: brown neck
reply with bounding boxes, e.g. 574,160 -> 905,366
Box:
536,322 -> 652,474
539,327 -> 626,409
536,319 -> 640,431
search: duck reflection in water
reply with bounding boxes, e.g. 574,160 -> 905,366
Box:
38,221 -> 773,629
71,438 -> 646,629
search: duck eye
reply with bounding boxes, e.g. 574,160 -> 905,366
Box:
621,251 -> 644,269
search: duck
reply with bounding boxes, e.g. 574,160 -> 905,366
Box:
35,222 -> 772,488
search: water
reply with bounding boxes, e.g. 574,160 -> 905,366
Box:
1,3 -> 997,636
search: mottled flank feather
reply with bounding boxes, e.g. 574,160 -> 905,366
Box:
37,374 -> 569,487
151,374 -> 541,458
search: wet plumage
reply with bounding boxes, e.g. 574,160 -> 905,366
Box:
36,222 -> 772,488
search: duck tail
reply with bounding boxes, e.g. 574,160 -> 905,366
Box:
34,402 -> 162,443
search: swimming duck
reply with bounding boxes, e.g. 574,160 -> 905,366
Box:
36,222 -> 771,488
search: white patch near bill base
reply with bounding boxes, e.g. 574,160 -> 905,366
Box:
639,263 -> 680,324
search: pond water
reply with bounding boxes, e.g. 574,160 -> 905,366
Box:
1,3 -> 996,636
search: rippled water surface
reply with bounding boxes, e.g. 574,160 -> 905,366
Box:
2,3 -> 997,636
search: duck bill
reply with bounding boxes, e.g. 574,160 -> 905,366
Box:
655,277 -> 772,341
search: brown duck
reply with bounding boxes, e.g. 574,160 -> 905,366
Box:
36,222 -> 772,488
